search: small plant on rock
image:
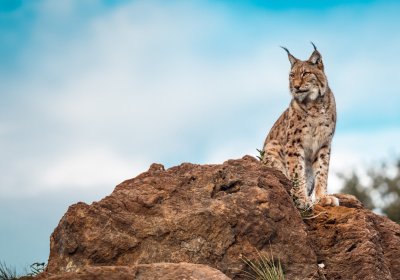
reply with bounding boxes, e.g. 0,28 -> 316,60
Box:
241,249 -> 285,280
0,261 -> 17,280
256,149 -> 265,161
27,262 -> 46,277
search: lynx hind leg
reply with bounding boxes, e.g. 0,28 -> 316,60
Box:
262,141 -> 287,176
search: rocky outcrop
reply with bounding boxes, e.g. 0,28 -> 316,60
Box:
305,194 -> 400,280
43,156 -> 400,280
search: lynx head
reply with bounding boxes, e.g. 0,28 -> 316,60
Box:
282,43 -> 328,103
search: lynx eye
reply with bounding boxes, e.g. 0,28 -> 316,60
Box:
302,72 -> 311,77
289,72 -> 295,78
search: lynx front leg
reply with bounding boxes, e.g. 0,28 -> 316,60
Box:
285,144 -> 310,209
262,140 -> 287,176
313,144 -> 339,206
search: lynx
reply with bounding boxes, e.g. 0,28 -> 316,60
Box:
262,43 -> 339,209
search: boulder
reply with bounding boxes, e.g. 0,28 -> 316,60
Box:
305,194 -> 400,280
44,156 -> 400,279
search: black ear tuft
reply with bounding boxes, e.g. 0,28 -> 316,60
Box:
280,46 -> 298,67
280,46 -> 291,55
310,41 -> 317,51
308,42 -> 324,69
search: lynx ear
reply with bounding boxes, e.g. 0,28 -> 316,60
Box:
308,42 -> 324,70
281,46 -> 298,67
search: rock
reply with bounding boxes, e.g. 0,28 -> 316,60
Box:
305,194 -> 400,280
38,263 -> 230,280
46,156 -> 318,279
44,155 -> 400,280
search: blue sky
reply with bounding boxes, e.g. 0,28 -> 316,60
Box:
1,0 -> 400,272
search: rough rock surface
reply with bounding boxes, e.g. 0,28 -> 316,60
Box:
305,194 -> 400,280
39,263 -> 230,280
44,156 -> 400,280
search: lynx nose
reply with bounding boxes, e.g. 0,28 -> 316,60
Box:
292,80 -> 301,90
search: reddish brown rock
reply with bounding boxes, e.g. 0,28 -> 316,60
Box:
39,263 -> 230,280
45,156 -> 400,280
305,194 -> 400,280
46,156 -> 318,279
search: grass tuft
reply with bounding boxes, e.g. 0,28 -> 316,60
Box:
0,262 -> 17,280
241,249 -> 285,280
0,261 -> 46,280
27,262 -> 46,277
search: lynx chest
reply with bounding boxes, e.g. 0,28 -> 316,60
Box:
298,107 -> 334,158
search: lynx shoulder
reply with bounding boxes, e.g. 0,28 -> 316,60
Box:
262,43 -> 339,209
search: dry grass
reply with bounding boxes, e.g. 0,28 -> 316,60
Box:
241,249 -> 285,280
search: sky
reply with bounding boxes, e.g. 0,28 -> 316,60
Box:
1,0 -> 400,272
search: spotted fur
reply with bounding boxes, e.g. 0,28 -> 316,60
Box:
262,43 -> 339,208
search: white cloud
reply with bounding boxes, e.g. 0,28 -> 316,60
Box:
328,128 -> 400,193
204,138 -> 260,165
38,148 -> 147,192
1,0 -> 400,199
0,147 -> 149,198
0,2 -> 241,196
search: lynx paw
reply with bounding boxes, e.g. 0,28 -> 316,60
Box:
318,195 -> 340,207
295,199 -> 313,210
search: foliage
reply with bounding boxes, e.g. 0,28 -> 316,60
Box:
0,262 -> 17,280
27,262 -> 46,277
0,261 -> 46,280
241,249 -> 285,280
338,159 -> 400,223
257,149 -> 265,161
